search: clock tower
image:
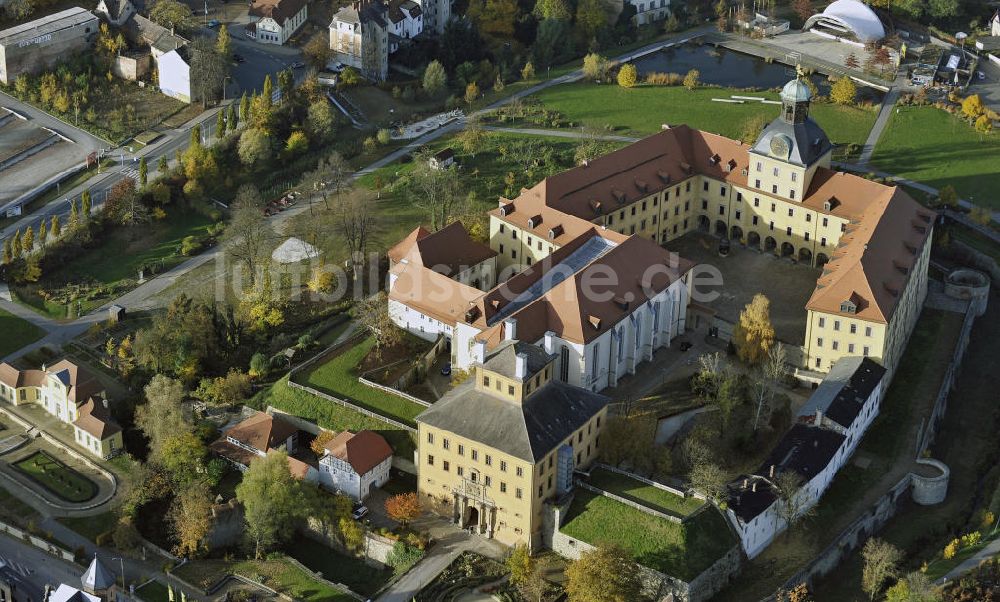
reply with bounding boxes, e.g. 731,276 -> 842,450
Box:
749,67 -> 833,202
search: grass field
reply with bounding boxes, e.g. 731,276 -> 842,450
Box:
172,557 -> 355,602
0,308 -> 44,357
256,375 -> 416,460
299,337 -> 429,427
529,83 -> 877,154
57,511 -> 117,541
560,489 -> 735,581
13,451 -> 98,503
285,538 -> 392,597
871,105 -> 1000,209
16,209 -> 215,319
587,468 -> 704,519
134,580 -> 170,602
0,487 -> 39,523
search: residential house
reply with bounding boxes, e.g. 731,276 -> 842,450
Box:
329,0 -> 390,82
248,0 -> 308,45
94,0 -> 135,26
388,221 -> 497,292
211,411 -> 318,481
726,356 -> 886,557
417,340 -> 609,550
125,15 -> 191,102
628,0 -> 670,25
318,430 -> 393,501
428,147 -> 454,170
0,360 -> 123,459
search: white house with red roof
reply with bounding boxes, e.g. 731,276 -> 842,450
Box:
318,430 -> 392,501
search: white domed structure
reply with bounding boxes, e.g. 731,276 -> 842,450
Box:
803,0 -> 886,43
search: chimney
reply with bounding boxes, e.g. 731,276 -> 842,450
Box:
503,317 -> 517,341
769,465 -> 775,479
473,340 -> 486,364
41,363 -> 47,372
742,478 -> 748,490
544,331 -> 556,354
388,271 -> 398,290
752,481 -> 757,493
815,408 -> 823,425
515,353 -> 528,379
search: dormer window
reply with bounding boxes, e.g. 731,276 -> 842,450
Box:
657,170 -> 671,183
548,225 -> 564,239
528,214 -> 542,228
612,189 -> 626,204
588,315 -> 601,329
709,153 -> 720,165
840,300 -> 857,314
634,178 -> 648,192
500,203 -> 515,216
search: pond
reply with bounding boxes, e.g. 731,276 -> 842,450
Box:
632,43 -> 884,101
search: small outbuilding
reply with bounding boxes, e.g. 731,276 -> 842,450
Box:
428,148 -> 455,170
803,0 -> 886,43
108,304 -> 125,323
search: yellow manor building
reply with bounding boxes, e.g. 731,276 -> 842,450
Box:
488,73 -> 932,377
416,341 -> 609,550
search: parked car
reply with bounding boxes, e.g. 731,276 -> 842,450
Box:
440,363 -> 452,376
290,61 -> 305,69
207,19 -> 220,28
232,53 -> 245,63
352,505 -> 369,520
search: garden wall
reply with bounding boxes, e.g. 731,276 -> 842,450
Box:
303,516 -> 395,566
544,494 -> 741,602
0,519 -> 75,562
761,297 -> 982,599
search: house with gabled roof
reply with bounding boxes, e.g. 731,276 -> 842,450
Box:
318,430 -> 392,501
211,411 -> 318,482
94,0 -> 135,26
0,360 -> 123,459
248,0 -> 308,45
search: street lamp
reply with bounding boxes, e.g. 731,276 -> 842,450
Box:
112,557 -> 126,592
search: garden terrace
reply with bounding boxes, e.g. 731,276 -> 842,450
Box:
295,336 -> 430,427
170,557 -> 355,602
585,467 -> 704,519
12,450 -> 98,503
560,489 -> 735,581
285,538 -> 391,597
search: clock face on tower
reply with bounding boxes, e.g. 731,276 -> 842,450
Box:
770,134 -> 791,159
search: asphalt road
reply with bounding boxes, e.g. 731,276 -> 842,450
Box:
0,533 -> 82,593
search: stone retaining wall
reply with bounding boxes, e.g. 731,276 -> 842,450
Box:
0,519 -> 75,562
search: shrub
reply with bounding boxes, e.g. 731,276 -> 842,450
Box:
180,236 -> 202,256
385,541 -> 423,574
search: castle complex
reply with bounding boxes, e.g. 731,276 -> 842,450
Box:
390,71 -> 933,550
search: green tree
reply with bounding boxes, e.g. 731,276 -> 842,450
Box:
507,544 -> 534,586
2,239 -> 11,265
158,154 -> 168,175
239,92 -> 250,124
616,63 -> 637,88
236,450 -> 304,559
138,156 -> 148,187
216,23 -> 232,58
861,538 -> 903,601
137,375 -> 188,462
217,109 -> 227,138
683,68 -> 700,90
937,184 -> 958,207
225,184 -> 269,286
307,99 -> 336,141
536,0 -> 571,20
464,82 -> 480,106
10,231 -> 21,260
278,69 -> 294,102
169,480 -> 214,558
227,103 -> 237,131
50,215 -> 61,239
423,60 -> 448,96
37,220 -> 47,249
975,114 -> 993,135
714,0 -> 727,17
565,544 -> 642,602
582,53 -> 610,81
521,61 -> 536,80
159,431 -> 207,485
884,572 -> 940,602
20,226 -> 33,255
238,128 -> 272,166
575,0 -> 609,40
830,76 -> 856,105
733,293 -> 775,364
149,0 -> 193,32
81,190 -> 92,221
285,131 -> 308,156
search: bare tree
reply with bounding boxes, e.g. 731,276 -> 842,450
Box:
404,149 -> 461,231
752,342 -> 789,432
226,184 -> 270,287
354,292 -> 402,360
773,471 -> 815,534
689,459 -> 728,504
861,538 -> 903,601
336,193 -> 376,281
189,36 -> 229,107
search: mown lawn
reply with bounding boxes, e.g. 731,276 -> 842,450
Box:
172,557 -> 355,602
57,511 -> 117,542
285,538 -> 392,597
0,308 -> 44,357
587,468 -> 703,518
134,580 -> 170,602
299,337 -> 428,427
871,105 -> 1000,209
560,489 -> 734,581
255,375 -> 416,460
529,83 -> 877,152
13,451 -> 98,503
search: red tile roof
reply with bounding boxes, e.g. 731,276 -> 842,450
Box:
324,430 -> 392,475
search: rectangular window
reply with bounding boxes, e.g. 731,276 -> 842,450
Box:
483,376 -> 490,387
443,438 -> 450,450
538,485 -> 543,498
754,198 -> 760,207
720,186 -> 727,196
427,455 -> 434,466
443,460 -> 450,471
516,466 -> 523,477
805,232 -> 810,241
500,460 -> 507,472
703,181 -> 709,192
815,357 -> 822,368
756,162 -> 762,172
786,226 -> 792,236
821,237 -> 827,247
458,444 -> 465,456
427,432 -> 434,444
772,167 -> 779,176
822,217 -> 829,227
818,317 -> 825,328
684,201 -> 689,211
832,341 -> 839,351
865,326 -> 872,337
501,482 -> 507,493
511,230 -> 517,240
850,324 -> 857,334
834,320 -> 840,331
631,206 -> 636,216
485,454 -> 492,466
457,466 -> 464,476
485,475 -> 492,487
848,343 -> 855,353
718,206 -> 725,216
471,449 -> 478,461
788,208 -> 794,217
790,189 -> 796,200
791,172 -> 797,182
701,200 -> 708,210
642,201 -> 647,211
863,346 -> 870,356
507,385 -> 514,395
752,216 -> 759,226
772,184 -> 778,194
817,337 -> 823,347
516,488 -> 523,499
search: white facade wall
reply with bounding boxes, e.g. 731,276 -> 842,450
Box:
631,0 -> 670,24
253,6 -> 307,45
319,454 -> 391,501
157,50 -> 190,103
388,298 -> 453,343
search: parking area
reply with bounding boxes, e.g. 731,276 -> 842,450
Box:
669,231 -> 820,345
